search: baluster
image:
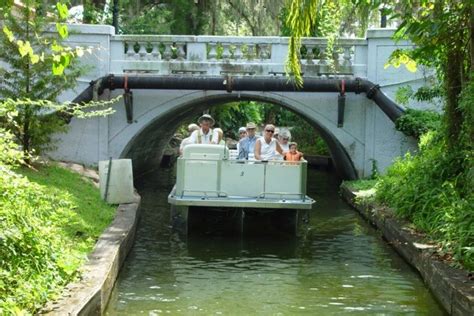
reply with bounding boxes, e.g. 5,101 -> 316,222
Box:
222,43 -> 231,60
247,44 -> 255,61
266,44 -> 271,59
208,42 -> 218,61
318,44 -> 327,65
151,42 -> 161,60
342,45 -> 352,67
258,44 -> 267,60
233,43 -> 243,60
332,49 -> 341,69
126,41 -> 135,59
138,42 -> 147,60
176,43 -> 186,60
163,42 -> 172,61
306,44 -> 315,64
318,44 -> 328,74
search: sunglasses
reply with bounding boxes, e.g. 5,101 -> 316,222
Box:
265,129 -> 275,133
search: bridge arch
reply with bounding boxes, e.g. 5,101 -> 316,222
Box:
114,90 -> 358,179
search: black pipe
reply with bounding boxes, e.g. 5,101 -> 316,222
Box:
71,83 -> 94,104
91,75 -> 404,122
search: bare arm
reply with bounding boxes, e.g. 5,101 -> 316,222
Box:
254,139 -> 262,160
276,142 -> 285,155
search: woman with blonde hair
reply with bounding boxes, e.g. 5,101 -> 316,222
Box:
254,124 -> 285,160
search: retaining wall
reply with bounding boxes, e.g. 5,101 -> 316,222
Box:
43,195 -> 141,315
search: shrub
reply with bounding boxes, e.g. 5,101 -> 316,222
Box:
0,164 -> 115,314
376,131 -> 473,270
395,108 -> 442,138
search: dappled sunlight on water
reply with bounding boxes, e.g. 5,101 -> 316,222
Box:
105,168 -> 445,315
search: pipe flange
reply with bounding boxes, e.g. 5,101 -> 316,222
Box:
366,84 -> 380,99
354,77 -> 362,94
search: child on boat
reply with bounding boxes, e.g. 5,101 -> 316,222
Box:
284,142 -> 304,162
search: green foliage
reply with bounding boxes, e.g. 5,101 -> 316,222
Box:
395,108 -> 442,139
285,0 -> 383,86
0,1 -> 85,156
390,1 -> 471,148
395,85 -> 443,106
0,164 -> 115,314
376,132 -> 473,270
120,5 -> 172,35
0,129 -> 23,167
209,101 -> 262,139
290,124 -> 330,156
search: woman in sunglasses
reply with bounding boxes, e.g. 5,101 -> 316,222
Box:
254,124 -> 285,161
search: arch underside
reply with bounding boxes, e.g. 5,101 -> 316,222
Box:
120,91 -> 358,180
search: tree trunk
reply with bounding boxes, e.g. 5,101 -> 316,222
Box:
470,4 -> 474,74
444,46 -> 463,148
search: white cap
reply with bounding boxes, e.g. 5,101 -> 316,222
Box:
238,127 -> 246,133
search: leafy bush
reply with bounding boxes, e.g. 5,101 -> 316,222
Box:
376,132 -> 473,270
395,108 -> 441,138
0,164 -> 115,314
290,122 -> 330,156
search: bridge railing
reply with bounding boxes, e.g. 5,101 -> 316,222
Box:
109,35 -> 368,77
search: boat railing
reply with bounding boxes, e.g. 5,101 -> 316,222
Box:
175,145 -> 308,201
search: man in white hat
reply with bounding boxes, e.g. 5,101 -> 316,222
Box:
179,123 -> 200,155
189,114 -> 218,144
238,122 -> 259,160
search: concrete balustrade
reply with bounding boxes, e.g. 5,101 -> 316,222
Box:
108,35 -> 367,77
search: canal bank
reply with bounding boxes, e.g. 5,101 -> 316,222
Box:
43,194 -> 141,315
340,184 -> 474,315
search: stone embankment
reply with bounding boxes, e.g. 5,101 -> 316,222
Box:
340,184 -> 473,315
41,162 -> 141,315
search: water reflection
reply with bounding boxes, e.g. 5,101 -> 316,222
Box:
106,167 -> 445,315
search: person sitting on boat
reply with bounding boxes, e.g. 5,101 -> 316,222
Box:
179,123 -> 200,155
189,114 -> 217,144
275,129 -> 291,160
238,122 -> 259,160
236,127 -> 246,152
254,124 -> 285,161
213,128 -> 226,145
284,142 -> 304,162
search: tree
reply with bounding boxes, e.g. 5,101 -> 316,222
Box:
391,1 -> 472,149
285,0 -> 386,85
0,1 -> 83,157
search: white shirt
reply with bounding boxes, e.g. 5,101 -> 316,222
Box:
257,137 -> 278,160
179,136 -> 193,154
189,128 -> 217,144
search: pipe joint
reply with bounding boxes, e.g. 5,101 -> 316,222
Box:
366,84 -> 380,99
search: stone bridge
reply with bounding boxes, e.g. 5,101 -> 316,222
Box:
50,24 -> 433,179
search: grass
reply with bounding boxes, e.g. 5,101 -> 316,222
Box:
1,162 -> 116,314
17,164 -> 116,250
342,178 -> 378,191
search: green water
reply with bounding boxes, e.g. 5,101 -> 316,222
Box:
105,168 -> 444,315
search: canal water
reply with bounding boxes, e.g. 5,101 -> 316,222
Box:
106,167 -> 444,315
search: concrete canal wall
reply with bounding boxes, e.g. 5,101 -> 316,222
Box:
42,195 -> 141,315
340,184 -> 474,315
